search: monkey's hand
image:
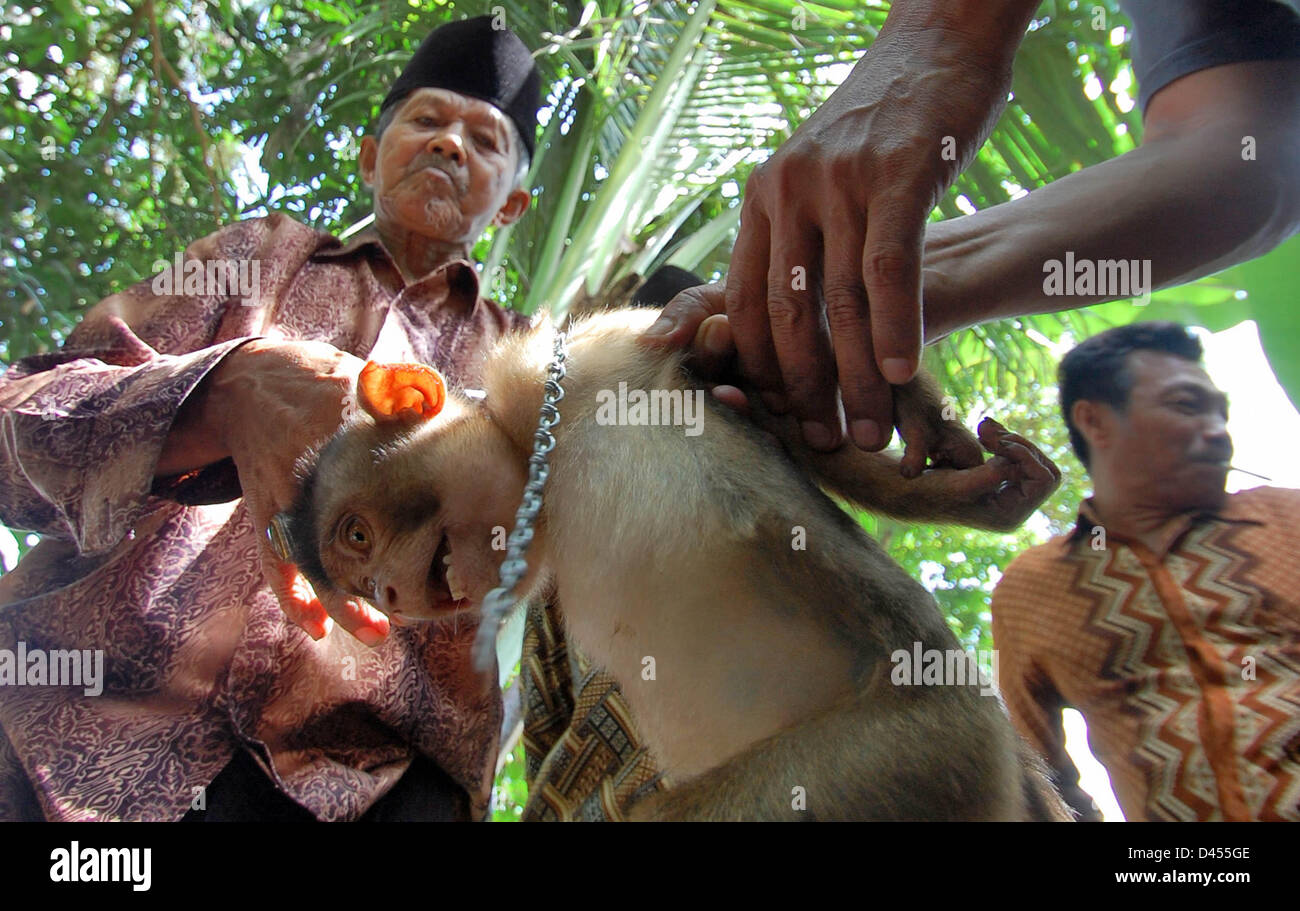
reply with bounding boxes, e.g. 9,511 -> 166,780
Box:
892,373 -> 984,478
917,417 -> 1061,531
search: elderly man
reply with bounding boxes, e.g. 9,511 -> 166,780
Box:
0,16 -> 537,821
992,322 -> 1300,822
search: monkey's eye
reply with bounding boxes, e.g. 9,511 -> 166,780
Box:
341,516 -> 372,555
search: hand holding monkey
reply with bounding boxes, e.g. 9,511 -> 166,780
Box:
163,338 -> 390,642
640,283 -> 1055,522
643,281 -> 984,470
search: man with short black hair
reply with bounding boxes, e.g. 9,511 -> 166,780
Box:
992,321 -> 1300,821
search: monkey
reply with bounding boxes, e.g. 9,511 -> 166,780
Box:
280,307 -> 1071,821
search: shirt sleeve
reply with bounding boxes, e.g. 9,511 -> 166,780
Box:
1121,0 -> 1300,111
992,561 -> 1104,821
0,219 -> 281,555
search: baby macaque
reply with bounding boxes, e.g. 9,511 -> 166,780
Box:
282,308 -> 1069,821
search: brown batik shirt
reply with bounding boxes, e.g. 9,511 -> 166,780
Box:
0,213 -> 530,821
992,487 -> 1300,821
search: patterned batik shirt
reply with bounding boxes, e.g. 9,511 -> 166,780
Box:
0,213 -> 530,821
992,486 -> 1300,821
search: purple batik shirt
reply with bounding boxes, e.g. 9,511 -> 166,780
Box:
0,213 -> 530,821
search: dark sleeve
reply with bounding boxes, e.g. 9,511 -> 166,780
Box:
1120,0 -> 1300,111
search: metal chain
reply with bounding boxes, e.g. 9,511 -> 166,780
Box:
472,328 -> 568,672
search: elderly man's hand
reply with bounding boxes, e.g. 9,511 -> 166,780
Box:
199,339 -> 393,645
647,21 -> 1024,452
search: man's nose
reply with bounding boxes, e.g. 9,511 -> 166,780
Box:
1205,415 -> 1233,454
427,129 -> 466,165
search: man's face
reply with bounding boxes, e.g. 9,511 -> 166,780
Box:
360,87 -> 529,245
1086,350 -> 1234,512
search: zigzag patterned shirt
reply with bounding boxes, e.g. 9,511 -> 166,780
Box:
993,487 -> 1300,821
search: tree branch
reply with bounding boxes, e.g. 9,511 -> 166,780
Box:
142,0 -> 226,223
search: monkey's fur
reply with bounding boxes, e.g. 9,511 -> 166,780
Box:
287,308 -> 1070,821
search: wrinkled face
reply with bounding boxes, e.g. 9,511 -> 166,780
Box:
1088,351 -> 1234,512
360,87 -> 528,245
287,398 -> 527,624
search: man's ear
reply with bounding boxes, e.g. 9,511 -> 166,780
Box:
359,135 -> 378,187
358,361 -> 447,423
1071,399 -> 1112,455
493,187 -> 531,227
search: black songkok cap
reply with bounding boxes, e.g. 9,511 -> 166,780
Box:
380,16 -> 541,159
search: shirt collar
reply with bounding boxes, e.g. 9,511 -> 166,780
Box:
1059,492 -> 1266,555
313,227 -> 486,315
312,227 -> 387,261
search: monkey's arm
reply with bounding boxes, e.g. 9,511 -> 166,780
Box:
748,396 -> 1061,532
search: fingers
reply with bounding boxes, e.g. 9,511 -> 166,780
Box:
938,429 -> 986,471
249,482 -> 391,646
765,211 -> 842,450
689,314 -> 737,381
980,417 -> 1061,477
708,383 -> 750,415
246,482 -> 332,638
258,532 -> 392,646
898,424 -> 930,479
724,204 -> 786,413
259,546 -> 332,640
317,589 -> 392,647
822,208 -> 891,451
998,440 -> 1059,493
978,418 -> 1061,498
861,193 -> 928,386
640,282 -> 726,350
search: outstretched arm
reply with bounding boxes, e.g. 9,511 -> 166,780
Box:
650,0 -> 1041,452
645,58 -> 1300,393
924,58 -> 1300,339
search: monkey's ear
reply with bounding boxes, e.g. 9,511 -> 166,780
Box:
358,361 -> 447,423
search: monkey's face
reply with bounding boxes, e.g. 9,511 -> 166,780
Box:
285,374 -> 528,624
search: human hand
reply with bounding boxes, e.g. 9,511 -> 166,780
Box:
680,26 -> 1020,452
203,339 -> 392,645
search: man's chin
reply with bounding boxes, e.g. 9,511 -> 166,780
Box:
1174,469 -> 1230,513
381,197 -> 470,242
414,199 -> 464,235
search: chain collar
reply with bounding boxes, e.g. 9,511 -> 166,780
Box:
472,328 -> 568,672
